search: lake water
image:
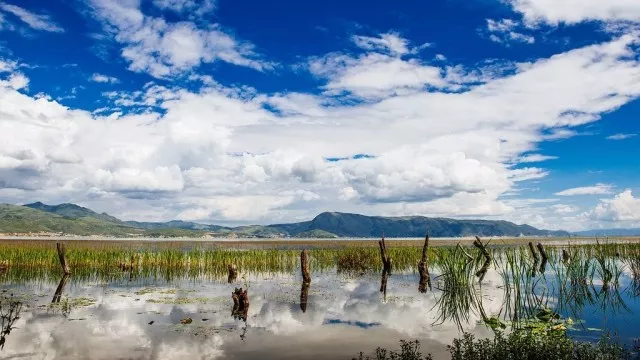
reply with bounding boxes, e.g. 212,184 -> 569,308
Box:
1,263 -> 639,359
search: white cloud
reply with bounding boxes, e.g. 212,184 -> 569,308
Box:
485,19 -> 535,45
88,0 -> 272,78
607,133 -> 637,140
152,0 -> 215,16
505,0 -> 640,26
90,73 -> 119,84
1,33 -> 640,225
590,190 -> 640,222
555,183 -> 613,196
0,2 -> 64,32
352,32 -> 411,55
553,204 -> 579,214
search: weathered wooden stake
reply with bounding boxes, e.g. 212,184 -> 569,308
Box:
228,264 -> 238,283
56,242 -> 70,275
473,236 -> 492,280
301,250 -> 311,284
528,242 -> 539,263
418,234 -> 431,293
378,236 -> 392,273
380,269 -> 389,301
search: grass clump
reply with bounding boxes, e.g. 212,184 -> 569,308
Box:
354,340 -> 433,360
448,332 -> 631,360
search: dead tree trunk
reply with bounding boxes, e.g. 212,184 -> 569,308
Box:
473,236 -> 492,280
228,264 -> 238,283
301,250 -> 311,284
378,236 -> 392,273
418,235 -> 431,293
56,242 -> 70,275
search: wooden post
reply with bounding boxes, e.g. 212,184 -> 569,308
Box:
228,264 -> 238,283
232,287 -> 249,321
473,236 -> 492,280
528,242 -> 539,262
56,242 -> 70,275
301,250 -> 311,284
380,269 -> 389,301
378,236 -> 392,273
418,234 -> 431,293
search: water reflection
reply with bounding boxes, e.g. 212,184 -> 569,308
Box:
0,295 -> 21,350
0,252 -> 638,359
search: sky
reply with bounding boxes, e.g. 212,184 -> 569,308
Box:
0,0 -> 639,230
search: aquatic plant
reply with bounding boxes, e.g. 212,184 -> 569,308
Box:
354,340 -> 433,360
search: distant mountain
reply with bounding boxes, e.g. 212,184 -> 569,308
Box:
25,202 -> 123,224
0,204 -> 141,236
2,203 -> 570,238
268,212 -> 569,238
574,228 -> 640,237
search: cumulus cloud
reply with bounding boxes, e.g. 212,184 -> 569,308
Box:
607,133 -> 637,140
555,184 -> 613,196
88,0 -> 272,78
590,190 -> 640,222
1,32 -> 640,224
516,154 -> 558,163
505,0 -> 640,26
0,2 -> 64,32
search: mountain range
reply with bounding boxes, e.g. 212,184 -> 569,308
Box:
0,201 -> 574,238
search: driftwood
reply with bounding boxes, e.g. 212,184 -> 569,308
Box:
232,287 -> 249,321
473,236 -> 492,280
56,242 -> 70,275
418,235 -> 431,293
51,274 -> 69,304
228,264 -> 238,283
301,250 -> 311,284
300,282 -> 309,313
378,236 -> 392,273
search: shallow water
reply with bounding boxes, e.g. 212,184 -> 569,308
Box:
1,264 -> 639,359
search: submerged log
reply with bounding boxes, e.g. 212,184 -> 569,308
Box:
232,287 -> 249,321
228,264 -> 238,283
378,236 -> 392,273
301,250 -> 311,284
56,242 -> 70,275
418,235 -> 431,293
473,236 -> 492,280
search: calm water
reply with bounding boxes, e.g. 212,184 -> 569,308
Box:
1,265 -> 639,359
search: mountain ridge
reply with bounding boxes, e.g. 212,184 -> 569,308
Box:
0,202 -> 572,238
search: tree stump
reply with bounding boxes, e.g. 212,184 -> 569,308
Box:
56,242 -> 70,275
418,234 -> 431,293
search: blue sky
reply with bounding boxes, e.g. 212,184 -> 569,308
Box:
0,0 -> 639,230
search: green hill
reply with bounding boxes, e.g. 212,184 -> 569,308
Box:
1,203 -> 570,238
